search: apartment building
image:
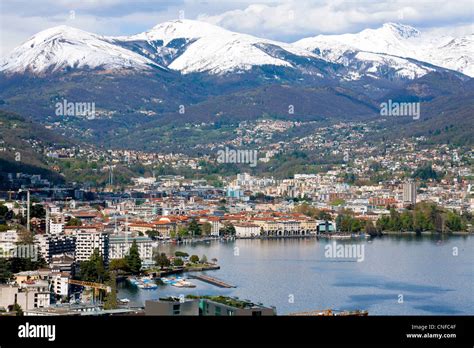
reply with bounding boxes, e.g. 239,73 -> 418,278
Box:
75,231 -> 109,264
35,234 -> 76,262
109,235 -> 153,265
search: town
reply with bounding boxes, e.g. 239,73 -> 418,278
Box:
0,155 -> 472,316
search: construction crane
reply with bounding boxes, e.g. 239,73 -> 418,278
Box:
67,279 -> 111,292
68,279 -> 111,304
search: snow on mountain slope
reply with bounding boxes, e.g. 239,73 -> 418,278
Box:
294,23 -> 473,77
1,21 -> 471,79
0,26 -> 163,74
119,19 -> 320,75
423,35 -> 474,77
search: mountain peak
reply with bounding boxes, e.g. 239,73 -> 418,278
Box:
381,22 -> 420,39
1,24 -> 161,75
133,19 -> 229,44
28,25 -> 99,42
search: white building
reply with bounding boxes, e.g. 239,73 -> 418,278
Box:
234,223 -> 261,238
75,231 -> 109,264
0,230 -> 19,256
49,222 -> 65,235
0,281 -> 50,312
109,235 -> 153,265
50,271 -> 70,297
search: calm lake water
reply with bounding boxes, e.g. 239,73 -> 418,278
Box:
118,235 -> 474,315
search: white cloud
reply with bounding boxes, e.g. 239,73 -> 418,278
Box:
198,0 -> 474,40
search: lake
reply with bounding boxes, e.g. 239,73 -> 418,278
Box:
118,234 -> 474,315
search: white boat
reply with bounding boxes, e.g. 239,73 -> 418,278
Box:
138,283 -> 158,290
329,234 -> 352,239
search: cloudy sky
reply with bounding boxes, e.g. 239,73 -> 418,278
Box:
1,0 -> 473,57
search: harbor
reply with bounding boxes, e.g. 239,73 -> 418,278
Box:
117,235 -> 474,315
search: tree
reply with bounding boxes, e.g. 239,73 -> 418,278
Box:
188,219 -> 200,237
201,255 -> 208,264
30,204 -> 45,219
173,258 -> 184,267
0,204 -> 8,217
201,222 -> 212,236
175,251 -> 189,257
12,303 -> 23,316
221,223 -> 235,236
189,255 -> 199,263
109,258 -> 129,273
0,258 -> 12,283
351,219 -> 363,232
78,249 -> 108,283
178,227 -> 189,238
103,272 -> 118,310
154,252 -> 170,270
445,211 -> 463,231
400,211 -> 413,231
125,240 -> 142,275
145,230 -> 159,239
364,220 -> 377,235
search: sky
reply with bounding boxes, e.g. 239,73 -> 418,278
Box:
1,0 -> 473,57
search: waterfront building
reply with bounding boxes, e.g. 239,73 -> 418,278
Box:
234,223 -> 261,238
109,235 -> 153,265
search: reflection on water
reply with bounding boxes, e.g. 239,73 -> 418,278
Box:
118,235 -> 474,315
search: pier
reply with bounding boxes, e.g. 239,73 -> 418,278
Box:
189,274 -> 236,288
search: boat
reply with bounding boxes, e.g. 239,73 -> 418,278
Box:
172,280 -> 196,288
137,283 -> 158,290
129,277 -> 139,285
328,234 -> 352,239
161,276 -> 196,288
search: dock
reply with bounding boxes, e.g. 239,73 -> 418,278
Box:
189,274 -> 236,288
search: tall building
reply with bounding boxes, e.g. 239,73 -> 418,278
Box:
75,231 -> 109,265
403,180 -> 417,205
36,234 -> 76,262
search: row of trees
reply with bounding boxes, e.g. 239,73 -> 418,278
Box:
154,251 -> 211,270
376,203 -> 468,233
293,201 -> 469,234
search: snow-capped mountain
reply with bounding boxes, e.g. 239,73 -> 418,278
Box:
0,25 -> 163,74
1,20 -> 471,79
294,23 -> 473,77
113,19 -> 321,75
